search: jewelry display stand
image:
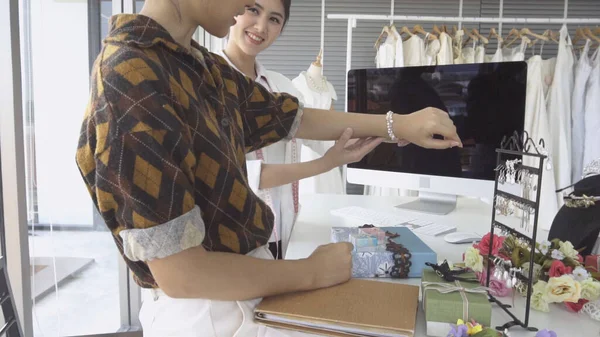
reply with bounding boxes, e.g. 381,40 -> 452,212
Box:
486,131 -> 547,333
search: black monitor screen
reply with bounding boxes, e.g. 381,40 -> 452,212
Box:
347,62 -> 527,181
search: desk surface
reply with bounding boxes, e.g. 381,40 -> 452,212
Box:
286,194 -> 598,337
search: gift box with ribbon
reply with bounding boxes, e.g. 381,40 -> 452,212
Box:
331,226 -> 436,278
421,268 -> 492,337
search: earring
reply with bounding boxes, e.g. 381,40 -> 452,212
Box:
511,268 -> 520,287
499,167 -> 506,184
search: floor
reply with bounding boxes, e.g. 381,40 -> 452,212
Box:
29,230 -> 122,337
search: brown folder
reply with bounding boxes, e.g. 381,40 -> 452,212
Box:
254,279 -> 419,337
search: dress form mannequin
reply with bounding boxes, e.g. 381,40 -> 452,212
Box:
293,50 -> 343,196
293,49 -> 337,110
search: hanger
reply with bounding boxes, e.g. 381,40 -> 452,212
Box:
374,25 -> 391,49
488,27 -> 504,44
399,25 -> 414,40
433,24 -> 443,36
520,28 -> 549,42
503,28 -> 522,48
544,29 -> 559,43
390,24 -> 400,37
412,24 -> 438,40
572,28 -> 587,46
583,27 -> 600,44
471,28 -> 489,45
461,26 -> 479,47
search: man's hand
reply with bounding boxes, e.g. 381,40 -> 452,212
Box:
394,107 -> 463,149
306,242 -> 353,288
322,128 -> 383,168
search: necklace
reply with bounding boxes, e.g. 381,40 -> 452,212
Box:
305,73 -> 328,92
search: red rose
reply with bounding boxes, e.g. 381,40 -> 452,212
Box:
549,260 -> 573,278
565,299 -> 589,313
474,233 -> 505,256
577,255 -> 584,263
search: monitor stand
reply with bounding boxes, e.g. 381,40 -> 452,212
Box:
395,192 -> 457,215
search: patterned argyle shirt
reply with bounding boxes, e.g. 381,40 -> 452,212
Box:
76,14 -> 302,288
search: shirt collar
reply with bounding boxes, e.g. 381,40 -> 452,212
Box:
106,14 -> 205,64
217,50 -> 272,89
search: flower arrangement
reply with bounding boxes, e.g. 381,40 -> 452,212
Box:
463,232 -> 600,313
446,319 -> 557,337
446,319 -> 499,337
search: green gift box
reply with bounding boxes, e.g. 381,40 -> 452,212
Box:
421,268 -> 492,337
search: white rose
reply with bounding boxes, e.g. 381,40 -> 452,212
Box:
465,247 -> 484,273
559,241 -> 579,260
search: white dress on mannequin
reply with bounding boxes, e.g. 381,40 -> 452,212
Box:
292,73 -> 345,197
546,25 -> 574,199
583,47 -> 600,169
571,40 -> 593,182
524,55 -> 559,230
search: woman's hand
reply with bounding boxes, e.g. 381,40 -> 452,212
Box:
306,242 -> 353,289
393,107 -> 462,149
322,128 -> 384,168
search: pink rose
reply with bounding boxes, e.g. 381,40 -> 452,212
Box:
576,255 -> 584,263
474,233 -> 505,256
565,299 -> 589,313
476,267 -> 511,297
549,260 -> 573,278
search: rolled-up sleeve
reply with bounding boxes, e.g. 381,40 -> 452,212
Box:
94,128 -> 203,262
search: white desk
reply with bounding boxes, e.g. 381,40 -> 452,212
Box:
286,194 -> 598,337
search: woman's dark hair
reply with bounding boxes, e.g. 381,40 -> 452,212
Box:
282,0 -> 291,29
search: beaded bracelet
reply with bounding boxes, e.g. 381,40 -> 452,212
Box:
385,111 -> 398,142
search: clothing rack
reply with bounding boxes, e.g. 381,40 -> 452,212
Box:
328,0 -> 600,112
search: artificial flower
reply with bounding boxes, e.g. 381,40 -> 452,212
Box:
580,277 -> 600,301
538,240 -> 551,255
521,262 -> 543,284
447,322 -> 468,337
474,233 -> 505,256
565,298 -> 589,312
476,268 -> 511,297
531,281 -> 550,312
465,247 -> 484,273
535,329 -> 557,337
572,266 -> 590,282
447,326 -> 468,337
466,321 -> 483,335
548,260 -> 573,278
559,241 -> 579,260
551,249 -> 565,261
576,254 -> 584,263
546,275 -> 582,303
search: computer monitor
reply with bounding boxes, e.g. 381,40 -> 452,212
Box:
347,62 -> 527,215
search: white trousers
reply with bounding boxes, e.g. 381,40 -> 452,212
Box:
139,246 -> 321,337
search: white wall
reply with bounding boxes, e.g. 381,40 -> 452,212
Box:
30,0 -> 93,226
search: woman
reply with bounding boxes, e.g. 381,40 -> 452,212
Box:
218,0 -> 376,260
75,0 -> 461,336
